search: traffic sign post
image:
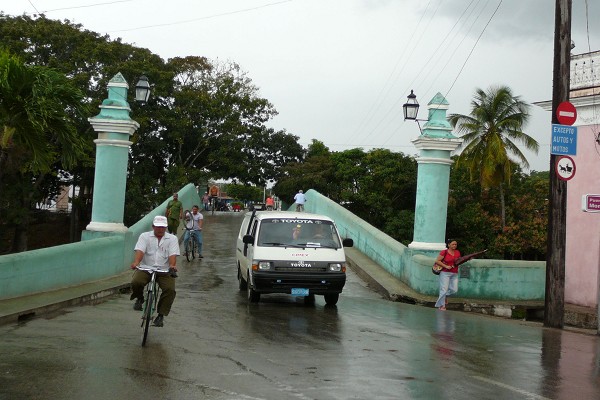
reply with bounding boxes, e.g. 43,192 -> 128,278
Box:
556,101 -> 577,125
555,155 -> 576,181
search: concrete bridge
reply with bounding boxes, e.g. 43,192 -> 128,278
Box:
0,185 -> 596,331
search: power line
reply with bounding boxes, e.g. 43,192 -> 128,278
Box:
109,0 -> 293,33
349,1 -> 444,148
349,0 -> 433,141
352,0 -> 488,151
27,0 -> 41,15
442,1 -> 502,103
10,0 -> 135,15
378,0 -> 484,148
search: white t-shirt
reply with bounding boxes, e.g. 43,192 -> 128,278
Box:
294,192 -> 307,205
191,211 -> 203,230
135,231 -> 180,271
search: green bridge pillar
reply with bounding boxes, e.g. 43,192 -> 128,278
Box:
84,73 -> 140,236
408,93 -> 462,253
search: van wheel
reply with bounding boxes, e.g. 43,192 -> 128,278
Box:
324,293 -> 339,306
247,281 -> 260,303
238,266 -> 247,291
304,294 -> 315,306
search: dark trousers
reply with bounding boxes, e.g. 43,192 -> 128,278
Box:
167,217 -> 179,235
130,270 -> 176,316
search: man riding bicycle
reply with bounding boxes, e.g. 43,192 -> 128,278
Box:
130,215 -> 180,327
294,189 -> 307,212
183,205 -> 204,258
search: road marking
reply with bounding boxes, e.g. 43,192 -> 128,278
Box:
471,376 -> 551,400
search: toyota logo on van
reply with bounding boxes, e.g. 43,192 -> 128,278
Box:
291,260 -> 312,268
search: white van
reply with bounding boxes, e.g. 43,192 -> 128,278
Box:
236,211 -> 353,305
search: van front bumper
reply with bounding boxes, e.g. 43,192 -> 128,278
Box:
251,271 -> 346,295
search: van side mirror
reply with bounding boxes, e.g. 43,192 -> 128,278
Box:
342,238 -> 353,247
243,234 -> 254,245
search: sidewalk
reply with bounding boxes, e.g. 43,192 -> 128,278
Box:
344,247 -> 598,333
0,248 -> 597,333
0,271 -> 131,326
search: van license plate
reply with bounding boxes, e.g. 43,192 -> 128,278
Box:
291,288 -> 309,296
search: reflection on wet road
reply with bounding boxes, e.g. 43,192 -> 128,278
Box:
1,212 -> 599,399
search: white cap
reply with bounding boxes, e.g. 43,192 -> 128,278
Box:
153,215 -> 168,227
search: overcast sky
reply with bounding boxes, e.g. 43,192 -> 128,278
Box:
4,1 -> 599,171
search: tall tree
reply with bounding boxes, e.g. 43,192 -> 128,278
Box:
0,15 -> 304,231
160,56 -> 303,186
448,86 -> 539,229
0,49 -> 89,251
0,14 -> 170,237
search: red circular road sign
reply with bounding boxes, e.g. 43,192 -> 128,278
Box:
556,101 -> 577,125
555,155 -> 576,181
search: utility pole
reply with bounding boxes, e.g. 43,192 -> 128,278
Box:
544,0 -> 572,329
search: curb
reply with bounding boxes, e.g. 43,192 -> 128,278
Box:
345,247 -> 597,332
0,272 -> 131,326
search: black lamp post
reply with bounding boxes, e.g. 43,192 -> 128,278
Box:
135,75 -> 151,103
403,90 -> 420,120
402,90 -> 428,133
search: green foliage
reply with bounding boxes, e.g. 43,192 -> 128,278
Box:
274,145 -> 418,244
0,48 -> 90,251
225,184 -> 263,202
0,15 -> 304,242
449,86 -> 540,229
0,15 -> 550,260
447,161 -> 548,259
383,209 -> 415,246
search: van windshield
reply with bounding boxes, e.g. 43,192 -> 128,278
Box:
257,219 -> 342,248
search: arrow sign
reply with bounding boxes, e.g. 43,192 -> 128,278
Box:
556,101 -> 577,125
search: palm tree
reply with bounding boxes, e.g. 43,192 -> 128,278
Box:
448,86 -> 539,230
0,49 -> 89,251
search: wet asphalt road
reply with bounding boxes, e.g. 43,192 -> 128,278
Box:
1,212 -> 599,400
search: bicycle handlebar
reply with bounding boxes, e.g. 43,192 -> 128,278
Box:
135,265 -> 178,278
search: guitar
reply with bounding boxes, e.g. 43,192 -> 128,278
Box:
454,249 -> 488,266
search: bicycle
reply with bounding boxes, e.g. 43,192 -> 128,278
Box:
295,203 -> 304,212
138,266 -> 177,347
182,209 -> 198,262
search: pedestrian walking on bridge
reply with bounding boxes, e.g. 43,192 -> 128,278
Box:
434,239 -> 461,311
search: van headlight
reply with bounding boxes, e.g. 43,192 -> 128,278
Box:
252,261 -> 272,271
328,263 -> 345,272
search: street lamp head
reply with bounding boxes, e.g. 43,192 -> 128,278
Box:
402,90 -> 420,120
135,75 -> 151,103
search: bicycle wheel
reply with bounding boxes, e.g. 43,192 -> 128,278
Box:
191,235 -> 197,260
141,290 -> 153,347
183,210 -> 193,230
185,239 -> 192,262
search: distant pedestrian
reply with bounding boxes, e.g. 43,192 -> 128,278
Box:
266,196 -> 274,211
165,192 -> 183,235
202,192 -> 209,211
183,205 -> 204,258
294,189 -> 306,212
434,239 -> 461,311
